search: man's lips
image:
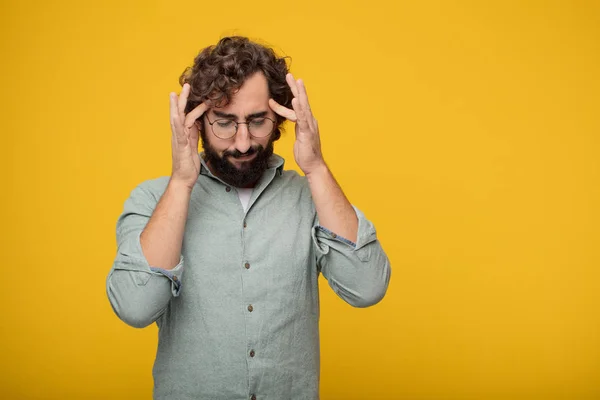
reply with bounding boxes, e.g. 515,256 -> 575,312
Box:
230,153 -> 257,162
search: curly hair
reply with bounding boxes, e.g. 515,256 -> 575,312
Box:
179,36 -> 293,141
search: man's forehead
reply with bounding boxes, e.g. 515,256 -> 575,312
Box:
231,72 -> 268,99
211,73 -> 271,117
210,101 -> 269,119
216,96 -> 268,113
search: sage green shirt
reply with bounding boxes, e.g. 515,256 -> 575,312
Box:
106,154 -> 391,400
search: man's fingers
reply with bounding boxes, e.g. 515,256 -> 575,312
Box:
170,92 -> 188,145
170,92 -> 179,121
189,124 -> 199,147
286,73 -> 299,98
297,79 -> 311,114
184,102 -> 210,128
269,98 -> 297,122
291,98 -> 311,132
178,83 -> 190,121
296,79 -> 317,131
170,92 -> 182,132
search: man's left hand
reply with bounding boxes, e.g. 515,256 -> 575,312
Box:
269,73 -> 326,176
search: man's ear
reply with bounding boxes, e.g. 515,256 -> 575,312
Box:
195,119 -> 204,132
272,128 -> 281,142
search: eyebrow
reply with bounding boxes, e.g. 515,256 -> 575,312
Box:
212,110 -> 269,120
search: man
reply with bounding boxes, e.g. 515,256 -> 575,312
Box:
107,36 -> 391,400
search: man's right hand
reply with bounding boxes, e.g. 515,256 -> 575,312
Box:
169,83 -> 209,190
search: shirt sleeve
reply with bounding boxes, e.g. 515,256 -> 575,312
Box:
312,205 -> 391,308
106,181 -> 184,328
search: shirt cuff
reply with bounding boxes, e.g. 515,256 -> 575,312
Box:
315,226 -> 357,248
312,206 -> 378,262
149,257 -> 184,296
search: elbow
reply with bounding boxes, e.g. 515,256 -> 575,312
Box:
349,283 -> 388,308
359,253 -> 392,307
331,274 -> 391,309
110,301 -> 158,329
342,259 -> 391,308
122,315 -> 156,329
106,272 -> 164,328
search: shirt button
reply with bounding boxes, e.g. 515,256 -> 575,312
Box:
249,350 -> 255,357
251,395 -> 256,400
172,276 -> 178,281
244,262 -> 250,269
226,186 -> 231,192
243,222 -> 247,228
247,305 -> 253,312
332,233 -> 337,238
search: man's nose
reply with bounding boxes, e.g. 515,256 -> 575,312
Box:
234,123 -> 251,154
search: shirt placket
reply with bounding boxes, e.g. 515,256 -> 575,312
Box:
241,185 -> 275,400
240,212 -> 259,398
212,164 -> 281,400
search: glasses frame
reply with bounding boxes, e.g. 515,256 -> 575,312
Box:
204,115 -> 277,140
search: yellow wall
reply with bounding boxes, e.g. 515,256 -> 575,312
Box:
2,0 -> 599,398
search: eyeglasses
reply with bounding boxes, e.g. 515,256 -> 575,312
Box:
204,116 -> 276,139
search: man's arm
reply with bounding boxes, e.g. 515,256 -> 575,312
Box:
106,84 -> 209,328
140,180 -> 192,269
307,164 -> 390,308
107,179 -> 186,328
141,85 -> 209,269
270,74 -> 391,307
306,164 -> 358,243
311,201 -> 391,308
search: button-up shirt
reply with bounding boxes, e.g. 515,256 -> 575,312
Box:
106,154 -> 391,400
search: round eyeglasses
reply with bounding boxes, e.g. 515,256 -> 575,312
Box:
205,116 -> 276,139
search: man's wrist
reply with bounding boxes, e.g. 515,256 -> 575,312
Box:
305,162 -> 329,183
167,177 -> 195,195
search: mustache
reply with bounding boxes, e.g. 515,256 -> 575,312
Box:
223,145 -> 263,159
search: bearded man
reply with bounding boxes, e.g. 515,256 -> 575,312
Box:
107,36 -> 391,400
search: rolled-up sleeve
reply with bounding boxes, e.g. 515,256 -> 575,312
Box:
313,206 -> 391,308
106,182 -> 184,328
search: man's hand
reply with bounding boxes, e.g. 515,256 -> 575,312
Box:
269,73 -> 326,176
169,83 -> 209,189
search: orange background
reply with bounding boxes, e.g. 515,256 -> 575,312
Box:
1,0 -> 599,398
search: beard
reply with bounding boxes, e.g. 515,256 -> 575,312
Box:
201,130 -> 274,188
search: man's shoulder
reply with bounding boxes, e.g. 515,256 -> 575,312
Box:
279,168 -> 305,183
268,154 -> 306,188
127,176 -> 171,203
137,176 -> 171,190
278,169 -> 310,190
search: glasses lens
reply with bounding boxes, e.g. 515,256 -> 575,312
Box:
248,118 -> 274,138
213,119 -> 236,139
